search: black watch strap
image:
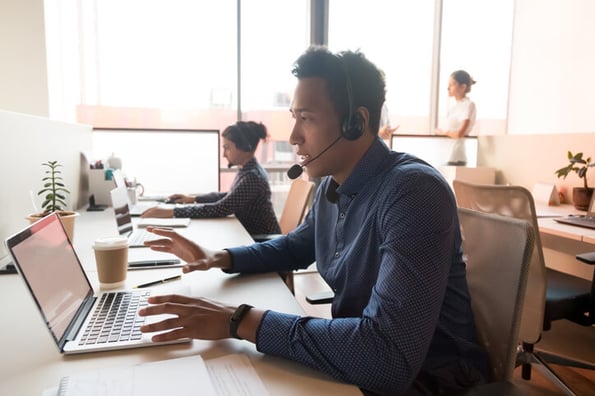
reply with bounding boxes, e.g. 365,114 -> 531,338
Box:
229,304 -> 254,340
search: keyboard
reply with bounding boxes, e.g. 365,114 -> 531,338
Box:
128,229 -> 159,247
554,216 -> 595,230
79,291 -> 150,345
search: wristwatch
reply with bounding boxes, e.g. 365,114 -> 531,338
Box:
229,304 -> 254,340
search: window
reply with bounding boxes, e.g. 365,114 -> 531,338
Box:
328,0 -> 435,133
438,0 -> 514,135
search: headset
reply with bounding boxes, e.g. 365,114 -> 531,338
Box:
338,54 -> 365,141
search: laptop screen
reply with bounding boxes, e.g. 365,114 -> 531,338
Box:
110,187 -> 134,235
6,214 -> 92,344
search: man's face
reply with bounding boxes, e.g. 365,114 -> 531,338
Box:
289,77 -> 344,179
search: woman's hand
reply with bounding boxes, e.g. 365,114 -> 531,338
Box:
166,194 -> 195,204
144,227 -> 230,272
141,207 -> 174,218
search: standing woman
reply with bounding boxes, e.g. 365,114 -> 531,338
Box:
436,70 -> 476,166
142,121 -> 281,236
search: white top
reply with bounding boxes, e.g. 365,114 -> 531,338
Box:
446,97 -> 476,163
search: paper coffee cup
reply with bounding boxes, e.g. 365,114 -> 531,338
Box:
93,236 -> 129,289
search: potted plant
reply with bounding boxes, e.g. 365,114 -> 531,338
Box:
27,161 -> 79,240
555,151 -> 595,210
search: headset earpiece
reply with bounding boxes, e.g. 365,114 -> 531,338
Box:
341,110 -> 364,141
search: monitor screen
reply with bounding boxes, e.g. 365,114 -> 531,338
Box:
92,128 -> 220,196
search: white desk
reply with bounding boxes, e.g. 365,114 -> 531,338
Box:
0,210 -> 361,395
537,204 -> 595,282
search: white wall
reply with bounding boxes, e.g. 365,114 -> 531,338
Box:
0,110 -> 92,261
478,133 -> 595,199
508,0 -> 595,134
0,0 -> 49,116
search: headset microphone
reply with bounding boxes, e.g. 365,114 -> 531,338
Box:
287,135 -> 342,179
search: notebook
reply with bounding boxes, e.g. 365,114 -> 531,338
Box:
4,213 -> 190,354
110,187 -> 161,247
112,169 -> 159,216
554,193 -> 595,230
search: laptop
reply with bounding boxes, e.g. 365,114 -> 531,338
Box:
4,213 -> 190,354
554,193 -> 595,230
112,169 -> 160,216
110,187 -> 162,247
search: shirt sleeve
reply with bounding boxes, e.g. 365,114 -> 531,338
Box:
226,208 -> 317,274
193,191 -> 226,203
173,172 -> 262,219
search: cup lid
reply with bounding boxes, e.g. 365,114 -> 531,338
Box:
93,236 -> 128,250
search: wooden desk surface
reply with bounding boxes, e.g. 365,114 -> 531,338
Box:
0,210 -> 361,395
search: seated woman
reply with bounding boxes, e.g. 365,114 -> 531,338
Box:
141,121 -> 281,236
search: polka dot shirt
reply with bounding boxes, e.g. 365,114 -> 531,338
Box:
174,158 -> 280,235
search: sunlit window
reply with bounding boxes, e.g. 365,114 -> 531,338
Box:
328,0 -> 435,133
84,0 -> 237,109
438,0 -> 514,135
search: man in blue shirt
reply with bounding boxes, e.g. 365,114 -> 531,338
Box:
139,46 -> 488,395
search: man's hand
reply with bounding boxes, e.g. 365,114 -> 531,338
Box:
144,226 -> 231,272
139,295 -> 264,343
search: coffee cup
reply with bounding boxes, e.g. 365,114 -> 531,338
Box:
127,187 -> 138,204
93,236 -> 129,289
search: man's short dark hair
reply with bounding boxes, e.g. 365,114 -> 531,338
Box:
292,46 -> 386,134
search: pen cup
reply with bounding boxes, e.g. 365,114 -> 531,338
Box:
93,236 -> 129,289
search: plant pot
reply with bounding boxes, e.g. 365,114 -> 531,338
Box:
571,187 -> 594,211
26,211 -> 80,242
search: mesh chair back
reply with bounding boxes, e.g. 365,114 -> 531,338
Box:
453,180 -> 547,344
459,208 -> 535,381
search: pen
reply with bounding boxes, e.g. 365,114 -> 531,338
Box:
133,275 -> 182,289
128,259 -> 181,267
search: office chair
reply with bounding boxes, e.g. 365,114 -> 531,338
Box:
252,178 -> 315,293
458,208 -> 534,395
453,180 -> 594,395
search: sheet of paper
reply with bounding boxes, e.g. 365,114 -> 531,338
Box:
56,355 -> 216,396
205,354 -> 270,396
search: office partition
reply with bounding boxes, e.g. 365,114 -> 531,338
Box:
0,110 -> 92,264
391,134 -> 478,168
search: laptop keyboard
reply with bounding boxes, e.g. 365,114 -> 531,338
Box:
79,291 -> 150,345
129,229 -> 158,246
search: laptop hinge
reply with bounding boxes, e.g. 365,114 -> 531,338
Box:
61,294 -> 96,349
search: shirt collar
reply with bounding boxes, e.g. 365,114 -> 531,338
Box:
239,157 -> 258,172
326,137 -> 391,203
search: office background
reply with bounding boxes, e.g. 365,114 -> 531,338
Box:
1,0 -> 594,201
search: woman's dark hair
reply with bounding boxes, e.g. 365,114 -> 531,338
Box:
222,121 -> 267,152
451,70 -> 476,94
291,46 -> 386,134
